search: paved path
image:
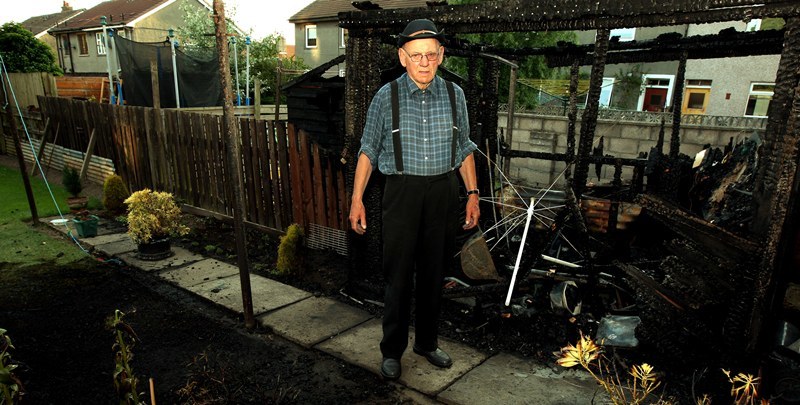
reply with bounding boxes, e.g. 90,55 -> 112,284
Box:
44,216 -> 604,404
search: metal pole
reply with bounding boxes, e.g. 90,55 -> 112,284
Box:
169,28 -> 180,108
213,0 -> 255,330
274,58 -> 282,121
101,16 -> 115,104
245,36 -> 251,106
232,36 -> 240,106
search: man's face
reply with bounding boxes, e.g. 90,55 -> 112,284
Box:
398,37 -> 443,89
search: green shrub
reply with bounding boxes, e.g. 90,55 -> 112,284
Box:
102,174 -> 130,215
275,224 -> 304,275
62,167 -> 82,197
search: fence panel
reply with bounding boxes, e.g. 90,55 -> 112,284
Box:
34,96 -> 345,234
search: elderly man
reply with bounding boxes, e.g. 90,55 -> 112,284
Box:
349,18 -> 480,380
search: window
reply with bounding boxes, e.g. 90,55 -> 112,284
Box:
96,32 -> 106,55
746,19 -> 761,32
305,25 -> 317,48
599,77 -> 614,107
77,33 -> 88,55
340,28 -> 348,48
62,37 -> 71,55
687,79 -> 712,87
610,27 -> 636,42
744,83 -> 774,117
686,93 -> 706,110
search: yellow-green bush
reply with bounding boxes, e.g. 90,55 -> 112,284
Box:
276,224 -> 304,275
102,174 -> 130,215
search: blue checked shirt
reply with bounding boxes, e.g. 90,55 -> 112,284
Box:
359,73 -> 477,176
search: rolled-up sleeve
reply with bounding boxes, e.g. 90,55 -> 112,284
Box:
454,85 -> 477,164
358,87 -> 389,170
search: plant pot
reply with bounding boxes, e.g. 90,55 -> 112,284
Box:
136,237 -> 173,261
72,215 -> 99,237
67,196 -> 88,211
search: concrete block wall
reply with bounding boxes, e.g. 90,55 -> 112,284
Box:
498,113 -> 762,188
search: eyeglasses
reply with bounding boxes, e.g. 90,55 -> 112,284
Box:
401,47 -> 441,63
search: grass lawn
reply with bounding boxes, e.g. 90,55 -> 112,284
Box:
0,165 -> 91,266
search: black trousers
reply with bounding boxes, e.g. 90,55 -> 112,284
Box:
380,171 -> 459,359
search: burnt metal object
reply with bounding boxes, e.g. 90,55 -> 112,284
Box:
615,261 -> 690,311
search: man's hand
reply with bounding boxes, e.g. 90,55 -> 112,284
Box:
463,194 -> 480,230
349,199 -> 367,235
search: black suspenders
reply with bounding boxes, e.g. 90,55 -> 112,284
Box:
390,79 -> 458,174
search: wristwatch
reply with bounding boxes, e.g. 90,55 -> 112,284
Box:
466,189 -> 479,196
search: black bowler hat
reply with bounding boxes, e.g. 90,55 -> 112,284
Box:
397,19 -> 445,47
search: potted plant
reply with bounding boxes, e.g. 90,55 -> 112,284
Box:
124,189 -> 189,260
72,210 -> 99,238
62,167 -> 87,210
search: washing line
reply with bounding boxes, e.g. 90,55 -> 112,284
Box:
0,53 -> 90,254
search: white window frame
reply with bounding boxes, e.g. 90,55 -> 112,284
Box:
610,27 -> 636,42
599,77 -> 615,107
305,24 -> 317,48
636,74 -> 674,111
96,32 -> 106,55
340,28 -> 347,49
746,19 -> 762,32
744,82 -> 774,117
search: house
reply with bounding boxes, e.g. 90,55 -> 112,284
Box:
289,0 -> 428,77
576,19 -> 782,117
47,0 -> 212,75
19,2 -> 85,58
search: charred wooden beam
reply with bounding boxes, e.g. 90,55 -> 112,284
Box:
669,51 -> 687,160
637,194 -> 760,263
340,1 -> 800,33
574,29 -> 609,197
500,146 -> 646,168
614,261 -> 690,311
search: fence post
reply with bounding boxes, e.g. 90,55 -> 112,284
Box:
254,78 -> 261,120
214,0 -> 255,330
2,78 -> 39,225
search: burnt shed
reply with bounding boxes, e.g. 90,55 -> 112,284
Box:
282,55 -> 347,153
339,0 -> 800,370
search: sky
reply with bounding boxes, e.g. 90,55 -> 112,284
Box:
1,0 -> 315,44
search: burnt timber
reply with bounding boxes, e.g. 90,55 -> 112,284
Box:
341,0 -> 800,365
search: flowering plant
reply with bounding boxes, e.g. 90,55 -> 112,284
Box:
124,189 -> 189,244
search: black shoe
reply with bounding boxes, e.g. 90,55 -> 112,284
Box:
413,346 -> 453,368
381,358 -> 401,380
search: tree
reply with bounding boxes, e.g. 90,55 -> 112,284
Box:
0,23 -> 62,75
177,3 -> 306,103
442,0 -> 576,109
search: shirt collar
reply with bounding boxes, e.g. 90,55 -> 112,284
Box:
400,73 -> 442,96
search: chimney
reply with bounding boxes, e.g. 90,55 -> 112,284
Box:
62,1 -> 73,12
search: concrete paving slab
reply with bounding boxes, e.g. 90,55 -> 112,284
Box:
257,296 -> 373,348
119,246 -> 202,272
159,258 -> 239,288
94,238 -> 137,256
438,352 -> 603,405
79,232 -> 130,249
187,274 -> 311,315
316,319 -> 488,396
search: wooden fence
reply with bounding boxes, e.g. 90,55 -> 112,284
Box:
5,73 -> 57,109
36,96 -> 347,234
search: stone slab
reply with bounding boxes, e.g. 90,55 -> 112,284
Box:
93,238 -> 137,256
79,232 -> 130,249
316,319 -> 488,396
159,258 -> 239,288
119,246 -> 202,272
438,352 -> 602,405
257,296 -> 373,348
187,274 -> 311,315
